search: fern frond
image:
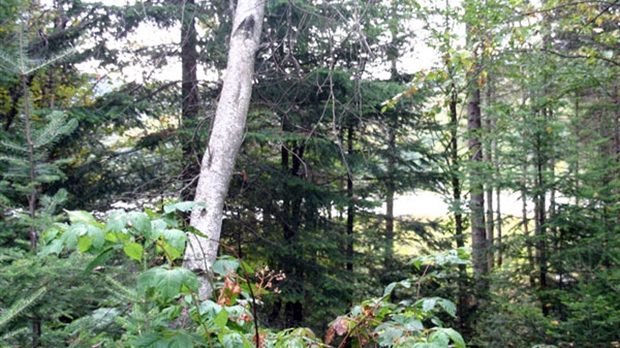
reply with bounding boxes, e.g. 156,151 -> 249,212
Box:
105,276 -> 141,303
0,286 -> 47,329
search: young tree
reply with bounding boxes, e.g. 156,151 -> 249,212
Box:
183,0 -> 266,299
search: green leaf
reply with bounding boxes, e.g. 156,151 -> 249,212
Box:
61,224 -> 87,249
64,210 -> 95,224
212,307 -> 229,329
218,330 -> 245,348
199,300 -> 222,320
127,211 -> 152,238
123,242 -> 143,262
429,330 -> 450,345
376,326 -> 405,346
436,298 -> 456,317
88,225 -> 105,250
213,256 -> 239,276
163,229 -> 187,251
442,328 -> 466,348
42,225 -> 61,244
383,282 -> 397,297
39,239 -> 63,257
138,267 -> 185,301
420,297 -> 437,312
106,210 -> 128,232
84,246 -> 117,274
163,201 -> 205,213
179,267 -> 200,293
77,235 -> 92,252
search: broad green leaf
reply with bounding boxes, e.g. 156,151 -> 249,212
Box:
163,228 -> 187,251
421,297 -> 437,312
163,201 -> 205,213
442,328 -> 466,348
84,246 -> 117,274
429,331 -> 450,345
151,219 -> 168,238
87,225 -> 105,250
65,210 -> 95,224
179,267 -> 200,293
213,256 -> 240,275
218,331 -> 245,348
436,298 -> 456,317
39,239 -> 63,257
43,226 -> 60,244
212,307 -> 229,329
163,243 -> 183,261
127,211 -> 151,238
123,242 -> 143,262
404,319 -> 424,331
139,268 -> 182,300
61,224 -> 87,249
105,231 -> 119,243
199,300 -> 222,320
376,326 -> 404,347
106,210 -> 128,232
77,235 -> 92,252
383,282 -> 397,297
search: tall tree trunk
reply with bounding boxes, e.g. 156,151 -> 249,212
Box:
495,152 -> 502,267
467,74 -> 488,295
449,83 -> 468,325
346,125 -> 355,273
183,0 -> 265,299
465,6 -> 488,297
484,82 -> 494,270
179,0 -> 201,201
534,124 -> 548,315
385,125 -> 395,267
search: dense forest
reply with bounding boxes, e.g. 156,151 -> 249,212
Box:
0,0 -> 618,347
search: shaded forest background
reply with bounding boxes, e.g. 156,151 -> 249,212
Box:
0,0 -> 619,347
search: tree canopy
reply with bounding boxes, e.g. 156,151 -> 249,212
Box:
0,0 -> 619,347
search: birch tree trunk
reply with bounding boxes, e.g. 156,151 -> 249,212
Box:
183,0 -> 265,299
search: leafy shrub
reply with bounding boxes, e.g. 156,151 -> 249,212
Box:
36,203 -> 467,347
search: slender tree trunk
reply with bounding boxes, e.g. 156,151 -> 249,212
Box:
184,0 -> 265,299
385,125 -> 395,267
346,125 -> 355,273
465,7 -> 488,296
484,82 -> 494,270
23,71 -> 42,347
449,83 -> 468,326
495,156 -> 502,267
467,76 -> 488,295
179,0 -> 201,201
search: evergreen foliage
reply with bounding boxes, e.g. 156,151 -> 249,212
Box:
0,0 -> 619,346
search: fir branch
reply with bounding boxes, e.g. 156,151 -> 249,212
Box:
0,326 -> 29,342
0,286 -> 47,329
105,276 -> 141,303
33,112 -> 78,148
0,140 -> 29,154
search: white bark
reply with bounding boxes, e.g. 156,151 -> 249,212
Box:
183,0 -> 265,299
